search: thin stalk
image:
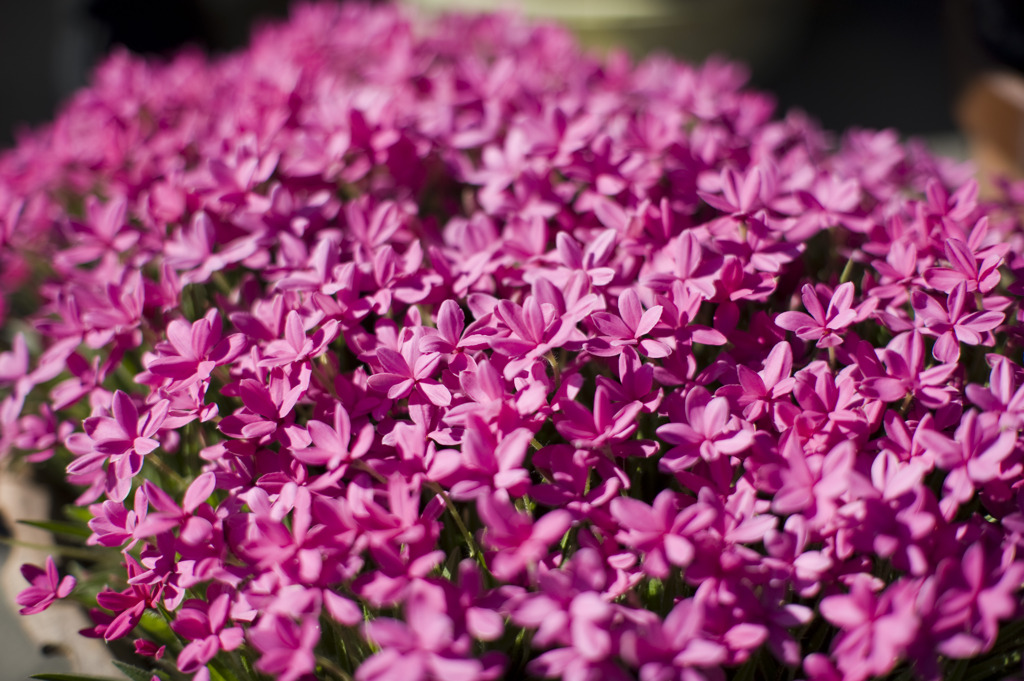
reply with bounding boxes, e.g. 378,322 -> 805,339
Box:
839,256 -> 855,284
425,481 -> 493,579
545,351 -> 561,385
317,656 -> 355,681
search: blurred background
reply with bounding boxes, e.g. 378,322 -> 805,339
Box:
0,0 -> 1001,148
5,0 -> 1024,165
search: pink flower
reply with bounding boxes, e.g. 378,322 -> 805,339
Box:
923,224 -> 1006,295
16,556 -> 76,615
717,340 -> 795,421
858,331 -> 958,408
489,294 -> 577,380
477,492 -> 572,581
917,410 -> 1021,520
776,282 -> 868,348
65,391 -> 169,501
249,614 -> 319,681
145,310 -> 246,387
610,489 -> 716,578
911,282 -> 1004,362
658,386 -> 754,471
554,385 -> 644,451
293,402 -> 374,469
367,331 -> 451,407
586,288 -> 669,358
172,591 -> 244,673
869,237 -> 924,303
446,413 -> 533,500
772,434 -> 861,526
358,583 -> 502,681
259,309 -> 340,368
819,576 -> 920,681
966,356 -> 1024,429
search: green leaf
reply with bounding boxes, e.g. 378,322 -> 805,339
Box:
62,505 -> 95,524
138,610 -> 176,644
0,536 -> 101,560
18,519 -> 91,539
112,661 -> 158,681
31,675 -> 121,681
207,661 -> 237,681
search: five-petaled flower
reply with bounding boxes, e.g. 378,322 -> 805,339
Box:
776,282 -> 871,348
16,556 -> 76,615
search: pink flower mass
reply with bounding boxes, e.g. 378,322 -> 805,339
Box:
3,4 -> 1024,681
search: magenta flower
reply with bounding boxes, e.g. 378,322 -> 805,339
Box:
16,556 -> 76,615
446,414 -> 533,500
490,294 -> 577,380
786,173 -> 864,238
610,489 -> 716,578
419,299 -> 468,355
923,230 -> 1005,295
89,557 -> 158,641
65,391 -> 169,501
699,165 -> 771,230
643,229 -> 718,298
358,583 -> 501,681
134,472 -> 217,545
858,331 -> 958,408
966,356 -> 1024,429
911,282 -> 1004,362
367,332 -> 451,407
217,368 -> 310,440
145,310 -> 246,387
595,347 -> 663,413
869,237 -> 924,303
658,386 -> 754,471
776,282 -> 867,348
819,576 -> 920,681
772,435 -> 860,526
294,405 -> 374,469
586,288 -> 669,358
554,385 -> 644,451
717,340 -> 795,421
620,589 -> 728,681
249,614 -> 319,681
917,410 -> 1020,519
530,444 -> 626,521
551,230 -> 617,288
163,211 -> 260,285
172,591 -> 244,673
477,492 -> 572,581
0,331 -> 28,384
929,542 -> 1024,656
259,309 -> 340,368
527,592 -> 633,681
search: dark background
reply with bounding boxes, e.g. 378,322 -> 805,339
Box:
0,0 -> 998,148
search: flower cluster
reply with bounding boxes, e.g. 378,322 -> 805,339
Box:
4,4 -> 1024,681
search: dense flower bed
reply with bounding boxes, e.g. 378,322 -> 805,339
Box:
3,3 -> 1024,680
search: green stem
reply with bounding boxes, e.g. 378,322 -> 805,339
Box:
0,536 -> 104,561
146,452 -> 187,489
317,656 -> 355,681
425,481 -> 493,578
545,351 -> 561,385
899,392 -> 914,417
353,460 -> 388,485
838,256 -> 855,284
